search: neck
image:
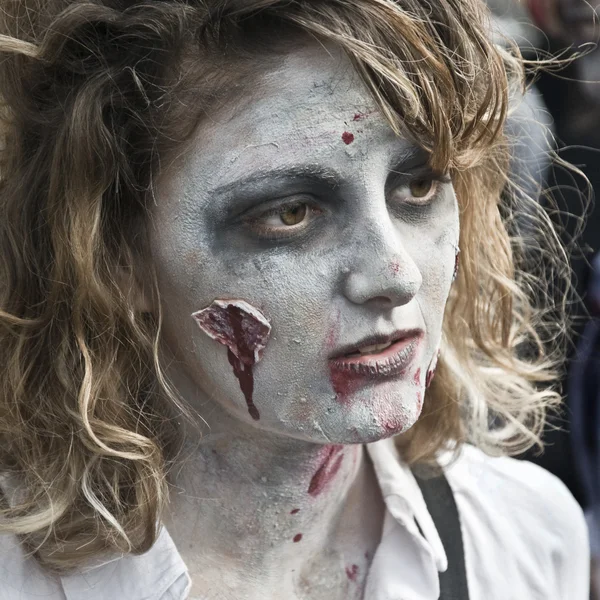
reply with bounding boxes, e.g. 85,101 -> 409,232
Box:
161,369 -> 385,599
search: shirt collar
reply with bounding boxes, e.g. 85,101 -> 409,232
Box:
60,526 -> 191,600
0,473 -> 191,600
365,436 -> 449,573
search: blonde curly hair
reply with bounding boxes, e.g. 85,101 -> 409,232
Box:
0,0 -> 570,573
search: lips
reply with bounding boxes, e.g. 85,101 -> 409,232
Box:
329,329 -> 421,359
329,330 -> 423,378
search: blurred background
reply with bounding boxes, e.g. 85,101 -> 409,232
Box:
488,0 -> 600,597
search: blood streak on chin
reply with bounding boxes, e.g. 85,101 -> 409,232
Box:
329,367 -> 363,405
382,417 -> 405,435
308,445 -> 344,497
192,299 -> 271,421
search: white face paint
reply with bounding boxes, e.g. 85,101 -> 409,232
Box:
150,43 -> 459,444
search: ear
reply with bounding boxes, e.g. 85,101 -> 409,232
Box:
114,265 -> 155,314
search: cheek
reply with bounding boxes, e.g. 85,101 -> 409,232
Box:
410,218 -> 458,344
163,244 -> 339,417
243,256 -> 339,388
417,230 -> 456,302
149,216 -> 210,303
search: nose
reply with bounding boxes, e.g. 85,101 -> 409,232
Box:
341,218 -> 422,308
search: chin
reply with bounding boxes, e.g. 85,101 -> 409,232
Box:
276,404 -> 422,445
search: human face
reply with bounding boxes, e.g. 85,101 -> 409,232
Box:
149,43 -> 459,444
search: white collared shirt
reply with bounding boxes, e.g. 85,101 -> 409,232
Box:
0,439 -> 590,599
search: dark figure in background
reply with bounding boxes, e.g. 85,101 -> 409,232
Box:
571,252 -> 600,598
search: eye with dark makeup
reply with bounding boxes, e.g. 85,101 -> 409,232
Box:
389,173 -> 451,208
243,197 -> 325,240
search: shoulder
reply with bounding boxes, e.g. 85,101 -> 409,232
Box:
0,473 -> 65,599
444,443 -> 589,545
447,443 -> 563,490
0,532 -> 65,599
444,444 -> 590,597
445,443 -> 586,527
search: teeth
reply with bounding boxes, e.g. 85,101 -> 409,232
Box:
344,341 -> 393,358
360,341 -> 392,354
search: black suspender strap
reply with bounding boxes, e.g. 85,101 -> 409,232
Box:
412,471 -> 470,600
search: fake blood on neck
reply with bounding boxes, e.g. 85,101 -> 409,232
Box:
308,445 -> 344,496
192,299 -> 271,421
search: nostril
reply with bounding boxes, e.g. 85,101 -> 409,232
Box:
371,295 -> 395,305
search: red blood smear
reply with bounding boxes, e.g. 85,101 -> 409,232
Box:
382,414 -> 407,434
329,367 -> 363,405
426,367 -> 436,389
308,445 -> 344,496
326,325 -> 336,349
413,367 -> 422,385
416,390 -> 423,412
342,131 -> 355,145
222,304 -> 261,420
452,251 -> 460,282
290,508 -> 300,515
345,564 -> 359,581
353,112 -> 366,121
293,533 -> 303,543
390,261 -> 400,274
325,308 -> 341,352
226,348 -> 259,420
194,301 -> 270,421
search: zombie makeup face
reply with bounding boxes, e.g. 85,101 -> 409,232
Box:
149,43 -> 460,444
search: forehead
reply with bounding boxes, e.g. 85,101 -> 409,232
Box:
164,43 -> 415,192
236,44 -> 379,137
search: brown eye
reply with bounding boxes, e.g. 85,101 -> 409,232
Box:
409,178 -> 435,198
280,203 -> 307,226
249,199 -> 323,240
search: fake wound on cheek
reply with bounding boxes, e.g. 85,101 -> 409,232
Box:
192,299 -> 271,421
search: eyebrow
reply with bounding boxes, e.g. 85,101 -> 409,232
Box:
210,143 -> 429,199
211,164 -> 342,197
388,145 -> 430,176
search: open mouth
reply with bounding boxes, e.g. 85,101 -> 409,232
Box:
329,332 -> 422,377
343,338 -> 399,358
